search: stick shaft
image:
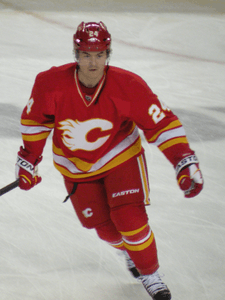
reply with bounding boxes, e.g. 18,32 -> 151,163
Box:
0,179 -> 19,196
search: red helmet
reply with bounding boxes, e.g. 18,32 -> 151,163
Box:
73,21 -> 111,52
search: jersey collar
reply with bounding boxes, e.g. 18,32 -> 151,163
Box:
74,67 -> 107,107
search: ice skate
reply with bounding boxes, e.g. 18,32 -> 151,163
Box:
141,270 -> 171,300
124,251 -> 140,278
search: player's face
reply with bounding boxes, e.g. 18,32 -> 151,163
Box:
78,50 -> 107,87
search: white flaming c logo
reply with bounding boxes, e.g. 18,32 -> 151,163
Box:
58,119 -> 113,151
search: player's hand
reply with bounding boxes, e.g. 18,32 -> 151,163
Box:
176,155 -> 203,198
15,147 -> 42,190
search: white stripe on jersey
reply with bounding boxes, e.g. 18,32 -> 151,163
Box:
153,126 -> 186,146
20,124 -> 52,134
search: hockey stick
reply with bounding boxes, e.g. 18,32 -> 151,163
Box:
0,179 -> 19,196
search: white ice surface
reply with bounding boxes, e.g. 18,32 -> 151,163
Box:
0,1 -> 225,299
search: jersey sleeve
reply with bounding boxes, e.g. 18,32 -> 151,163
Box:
20,73 -> 55,157
127,76 -> 194,167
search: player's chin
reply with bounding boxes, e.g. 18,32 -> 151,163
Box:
87,70 -> 97,77
88,70 -> 101,79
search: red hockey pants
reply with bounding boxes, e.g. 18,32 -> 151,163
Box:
65,154 -> 159,275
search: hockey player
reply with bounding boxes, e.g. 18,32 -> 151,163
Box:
15,22 -> 203,300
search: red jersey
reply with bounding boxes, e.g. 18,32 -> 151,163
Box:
20,63 -> 193,181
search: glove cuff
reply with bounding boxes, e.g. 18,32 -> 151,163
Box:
17,155 -> 36,175
17,147 -> 42,175
175,155 -> 199,176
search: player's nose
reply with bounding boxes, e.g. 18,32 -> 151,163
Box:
89,56 -> 97,67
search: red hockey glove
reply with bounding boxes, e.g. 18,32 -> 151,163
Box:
175,155 -> 203,198
15,147 -> 42,190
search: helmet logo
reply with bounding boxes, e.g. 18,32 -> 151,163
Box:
88,30 -> 99,38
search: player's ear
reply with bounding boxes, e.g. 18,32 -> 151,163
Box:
106,49 -> 111,58
74,49 -> 79,60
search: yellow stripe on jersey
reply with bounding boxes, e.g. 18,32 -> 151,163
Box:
147,119 -> 182,143
53,145 -> 94,172
22,131 -> 51,141
21,119 -> 55,128
53,136 -> 142,179
158,137 -> 189,151
68,157 -> 94,172
52,145 -> 64,156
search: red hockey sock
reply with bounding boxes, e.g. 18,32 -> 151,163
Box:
95,220 -> 126,250
121,224 -> 159,275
